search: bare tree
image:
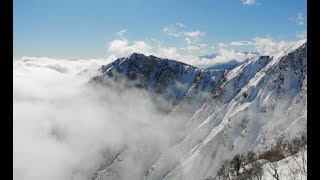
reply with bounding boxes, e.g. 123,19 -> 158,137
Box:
214,134 -> 307,180
284,134 -> 307,177
215,152 -> 264,180
230,154 -> 245,176
256,137 -> 285,180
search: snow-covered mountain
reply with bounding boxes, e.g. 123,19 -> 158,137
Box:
91,53 -> 226,112
91,39 -> 307,180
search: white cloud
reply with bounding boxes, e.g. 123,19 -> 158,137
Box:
199,43 -> 207,48
212,48 -> 256,63
185,38 -> 191,45
156,47 -> 183,60
13,57 -> 108,180
192,37 -> 304,67
184,30 -> 206,38
110,29 -> 155,59
45,64 -> 69,73
107,30 -> 213,66
13,56 -> 187,180
180,46 -> 200,51
106,37 -> 190,64
18,56 -> 106,74
289,12 -> 305,26
105,37 -> 255,68
106,39 -> 152,59
163,23 -> 206,39
107,31 -> 304,69
253,37 -> 294,55
230,41 -> 253,46
187,47 -> 258,68
116,29 -> 127,39
296,30 -> 307,39
221,37 -> 304,57
176,22 -> 186,28
163,25 -> 182,37
243,0 -> 256,6
218,42 -> 228,48
296,12 -> 304,26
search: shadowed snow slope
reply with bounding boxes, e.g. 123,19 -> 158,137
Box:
92,39 -> 306,180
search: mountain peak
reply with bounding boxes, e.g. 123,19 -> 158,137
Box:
129,52 -> 147,60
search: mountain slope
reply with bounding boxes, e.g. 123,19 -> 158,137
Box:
92,39 -> 307,180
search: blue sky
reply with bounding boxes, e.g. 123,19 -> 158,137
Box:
13,0 -> 306,59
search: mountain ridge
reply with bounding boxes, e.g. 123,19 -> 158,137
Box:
91,40 -> 307,180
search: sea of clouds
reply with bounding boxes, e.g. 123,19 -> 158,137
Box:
13,57 -> 188,180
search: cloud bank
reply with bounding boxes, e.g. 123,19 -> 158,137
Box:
13,57 -> 186,180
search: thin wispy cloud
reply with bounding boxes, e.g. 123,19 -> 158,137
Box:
162,23 -> 208,59
180,45 -> 200,51
163,23 -> 206,39
185,38 -> 191,45
243,0 -> 256,6
296,12 -> 304,25
289,12 -> 305,26
218,42 -> 228,48
230,41 -> 254,46
116,29 -> 127,39
163,25 -> 182,37
184,30 -> 206,38
176,22 -> 186,28
199,43 -> 208,48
